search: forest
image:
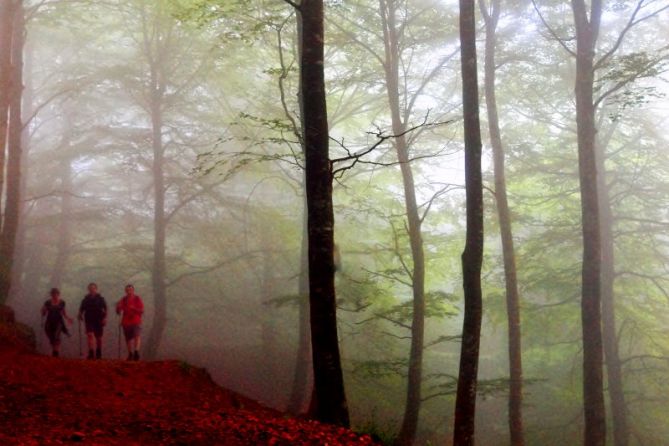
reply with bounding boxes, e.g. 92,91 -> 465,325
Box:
1,0 -> 668,445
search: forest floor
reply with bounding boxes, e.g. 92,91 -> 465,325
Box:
0,314 -> 376,445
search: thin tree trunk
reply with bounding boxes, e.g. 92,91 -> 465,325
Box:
479,0 -> 524,444
287,11 -> 313,416
377,1 -> 427,444
453,0 -> 484,444
0,1 -> 25,305
571,1 -> 607,444
596,138 -> 629,446
141,3 -> 169,359
260,244 -> 280,405
287,197 -> 313,414
146,87 -> 167,359
50,158 -> 73,289
299,0 -> 349,427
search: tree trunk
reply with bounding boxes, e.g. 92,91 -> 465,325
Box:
9,24 -> 33,304
0,1 -> 24,305
287,197 -> 313,414
571,1 -> 607,444
145,87 -> 167,359
299,0 -> 349,427
596,137 -> 629,446
480,0 -> 524,444
259,232 -> 281,405
376,2 -> 427,445
453,0 -> 484,444
287,11 -> 313,416
0,0 -> 15,217
50,157 -> 73,289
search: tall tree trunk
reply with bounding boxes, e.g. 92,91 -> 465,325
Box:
0,0 -> 24,305
299,0 -> 349,427
0,0 -> 15,217
145,86 -> 167,359
596,137 -> 629,446
571,1 -> 607,444
377,2 -> 427,445
287,11 -> 313,416
9,25 -> 33,304
453,0 -> 484,444
479,0 -> 524,444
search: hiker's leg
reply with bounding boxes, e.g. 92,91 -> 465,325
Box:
95,332 -> 102,359
47,328 -> 58,356
53,328 -> 61,356
131,335 -> 140,360
86,332 -> 95,359
132,326 -> 141,360
87,332 -> 95,350
123,326 -> 132,359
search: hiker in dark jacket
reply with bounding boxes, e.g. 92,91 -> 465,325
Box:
78,283 -> 107,359
41,288 -> 73,357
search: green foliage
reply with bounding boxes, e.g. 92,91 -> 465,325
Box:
355,415 -> 398,446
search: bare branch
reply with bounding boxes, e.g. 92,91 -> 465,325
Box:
330,114 -> 454,178
530,0 -> 577,57
167,251 -> 262,287
281,0 -> 301,10
594,0 -> 669,70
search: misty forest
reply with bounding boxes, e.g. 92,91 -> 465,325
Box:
0,0 -> 668,445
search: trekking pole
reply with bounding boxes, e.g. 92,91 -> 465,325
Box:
40,315 -> 45,354
117,316 -> 121,360
78,319 -> 82,357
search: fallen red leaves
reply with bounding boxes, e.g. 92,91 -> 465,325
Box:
0,349 -> 378,445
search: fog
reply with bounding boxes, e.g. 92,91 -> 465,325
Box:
3,0 -> 669,445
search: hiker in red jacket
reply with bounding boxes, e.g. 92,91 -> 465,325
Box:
116,284 -> 144,361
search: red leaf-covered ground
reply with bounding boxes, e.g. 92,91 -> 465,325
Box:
0,348 -> 377,445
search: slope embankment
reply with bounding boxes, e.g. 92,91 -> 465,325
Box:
0,305 -> 376,445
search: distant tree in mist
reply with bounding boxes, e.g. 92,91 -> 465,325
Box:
479,0 -> 524,443
0,0 -> 25,306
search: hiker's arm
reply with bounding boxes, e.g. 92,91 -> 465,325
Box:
102,298 -> 108,325
62,307 -> 73,324
40,305 -> 46,317
115,300 -> 122,315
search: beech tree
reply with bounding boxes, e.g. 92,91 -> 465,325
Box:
453,0 -> 484,444
285,0 -> 350,427
0,0 -> 25,306
480,0 -> 524,444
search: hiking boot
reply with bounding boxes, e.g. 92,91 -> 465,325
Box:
52,351 -> 59,357
87,350 -> 94,360
96,348 -> 102,359
133,351 -> 139,361
127,353 -> 133,361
